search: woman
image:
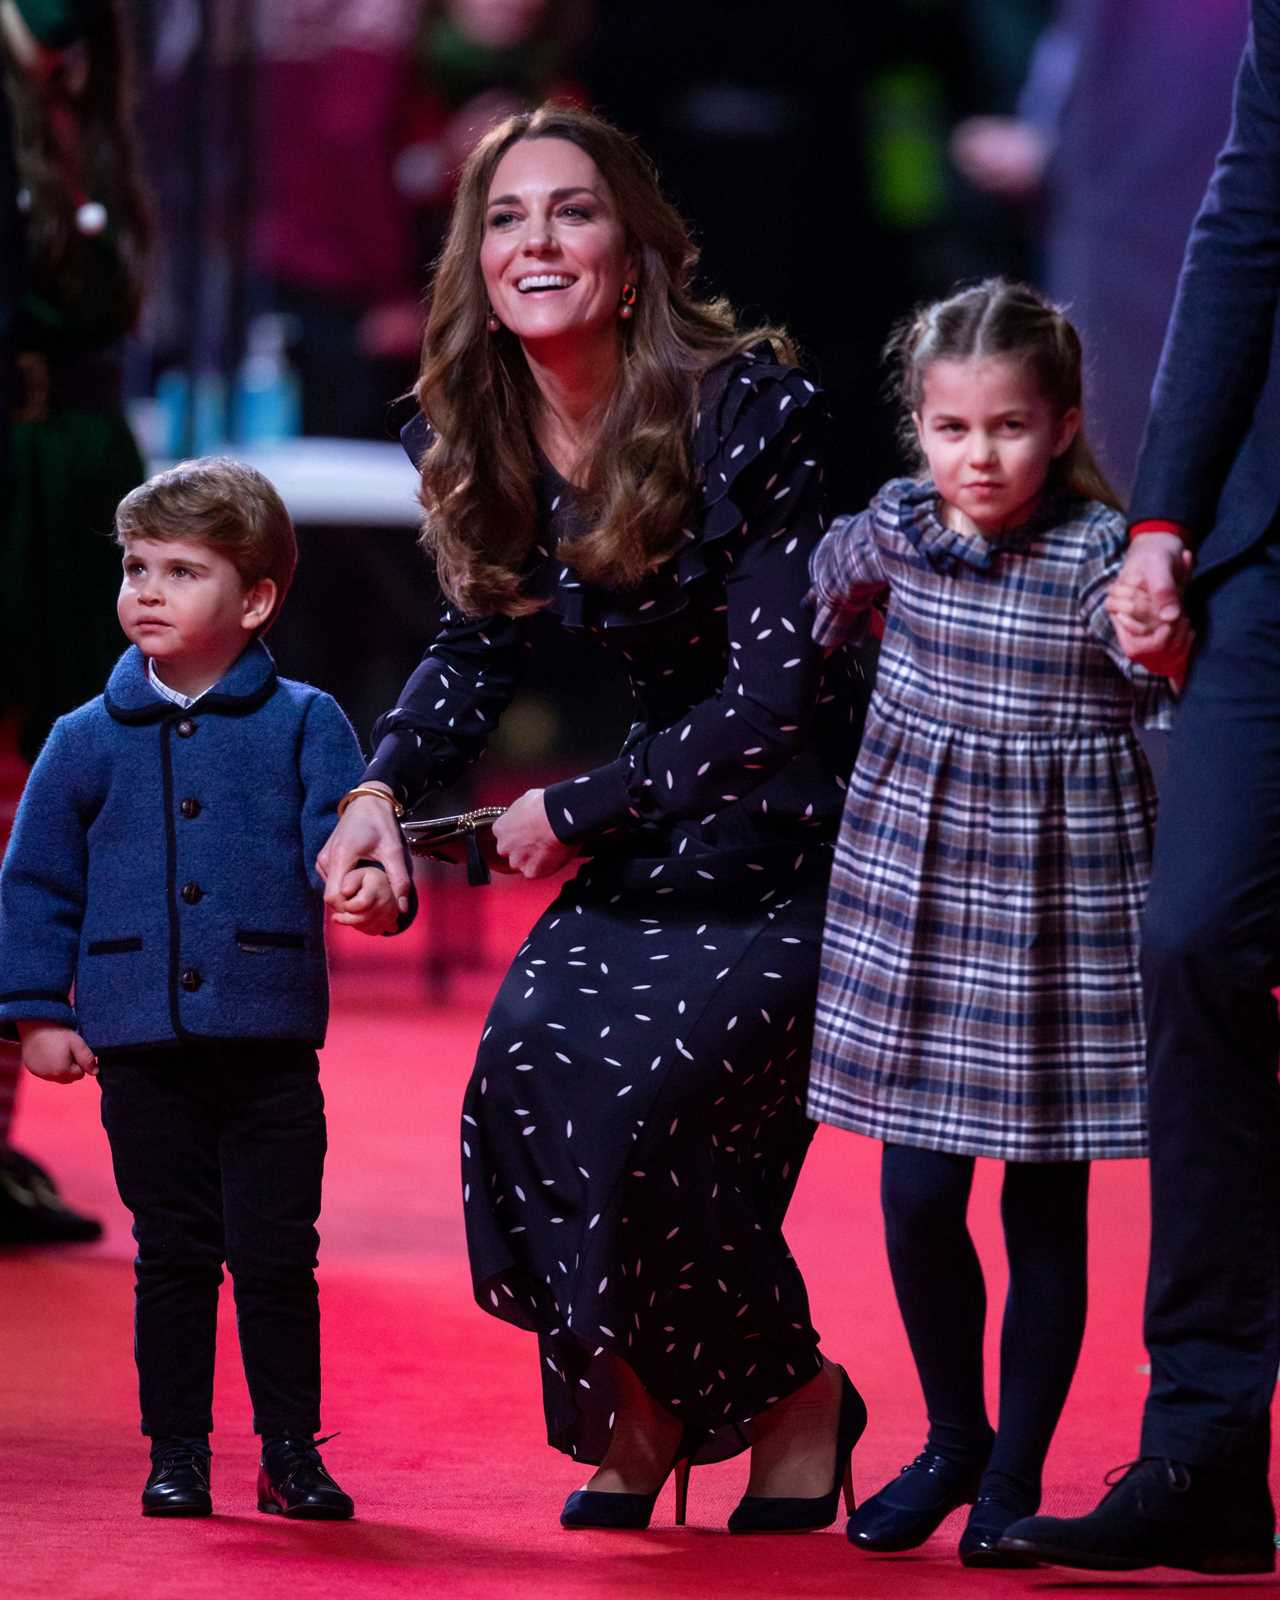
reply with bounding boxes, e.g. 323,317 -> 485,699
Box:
320,104 -> 870,1530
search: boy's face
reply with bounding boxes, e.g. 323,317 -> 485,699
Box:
117,537 -> 274,683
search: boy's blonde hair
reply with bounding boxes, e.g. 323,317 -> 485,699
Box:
114,457 -> 297,630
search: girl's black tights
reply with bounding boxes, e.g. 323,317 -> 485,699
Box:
880,1143 -> 1090,1511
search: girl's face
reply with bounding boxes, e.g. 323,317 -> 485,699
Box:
913,356 -> 1080,537
480,137 -> 633,354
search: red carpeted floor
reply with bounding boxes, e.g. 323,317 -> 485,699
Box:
0,879 -> 1272,1598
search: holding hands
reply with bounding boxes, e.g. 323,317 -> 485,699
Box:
1106,533 -> 1195,686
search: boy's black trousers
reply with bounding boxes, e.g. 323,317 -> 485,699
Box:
98,1041 -> 326,1439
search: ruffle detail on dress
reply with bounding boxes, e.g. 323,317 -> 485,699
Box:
546,344 -> 824,632
892,477 -> 1077,574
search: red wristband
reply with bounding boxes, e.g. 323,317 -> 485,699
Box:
1129,519 -> 1189,541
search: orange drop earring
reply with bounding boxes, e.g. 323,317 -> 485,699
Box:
619,283 -> 638,321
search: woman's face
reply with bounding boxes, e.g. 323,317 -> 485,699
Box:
480,137 -> 633,353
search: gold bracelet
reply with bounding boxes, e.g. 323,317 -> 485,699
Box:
337,785 -> 404,819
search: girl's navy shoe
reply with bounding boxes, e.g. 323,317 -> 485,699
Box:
727,1365 -> 867,1533
847,1442 -> 990,1552
959,1494 -> 1041,1567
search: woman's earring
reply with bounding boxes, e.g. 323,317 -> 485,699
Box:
618,283 -> 638,321
487,308 -> 501,333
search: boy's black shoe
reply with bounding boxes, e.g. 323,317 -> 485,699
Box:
142,1438 -> 212,1517
847,1445 -> 989,1551
257,1434 -> 354,1520
999,1457 -> 1276,1574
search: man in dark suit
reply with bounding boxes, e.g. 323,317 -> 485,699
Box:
1002,0 -> 1280,1574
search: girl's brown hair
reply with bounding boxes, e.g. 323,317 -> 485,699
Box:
884,277 -> 1122,512
415,102 -> 794,617
2,0 -> 150,331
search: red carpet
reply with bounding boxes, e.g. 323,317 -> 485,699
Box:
1,877 -> 1272,1597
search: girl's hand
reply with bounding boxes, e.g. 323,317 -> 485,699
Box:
492,789 -> 577,880
17,1021 -> 97,1084
319,789 -> 411,919
330,864 -> 400,936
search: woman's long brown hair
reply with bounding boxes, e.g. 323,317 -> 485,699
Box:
3,0 -> 150,330
416,103 -> 794,617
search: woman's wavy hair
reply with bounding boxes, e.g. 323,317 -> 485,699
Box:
415,102 -> 794,616
884,277 -> 1122,512
2,0 -> 150,329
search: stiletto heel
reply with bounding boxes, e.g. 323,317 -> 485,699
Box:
727,1364 -> 868,1534
673,1457 -> 692,1527
842,1458 -> 856,1515
561,1427 -> 702,1530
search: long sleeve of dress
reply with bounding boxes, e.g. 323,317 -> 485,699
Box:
808,503 -> 890,649
362,596 -> 527,811
543,395 -> 829,844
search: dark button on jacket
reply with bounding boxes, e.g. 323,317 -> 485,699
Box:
175,719 -> 196,738
180,882 -> 203,905
179,968 -> 202,991
179,797 -> 201,819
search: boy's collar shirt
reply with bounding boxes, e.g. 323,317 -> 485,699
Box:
146,656 -> 207,711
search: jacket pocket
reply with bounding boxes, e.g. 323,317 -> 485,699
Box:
235,929 -> 306,953
87,938 -> 143,955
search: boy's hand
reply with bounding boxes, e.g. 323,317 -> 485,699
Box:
329,863 -> 400,936
17,1021 -> 98,1084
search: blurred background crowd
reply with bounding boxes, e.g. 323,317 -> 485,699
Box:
0,0 -> 1253,1239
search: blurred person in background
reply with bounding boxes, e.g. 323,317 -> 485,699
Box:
251,0 -> 587,440
321,104 -> 874,1532
0,0 -> 151,1246
952,0 -> 1248,493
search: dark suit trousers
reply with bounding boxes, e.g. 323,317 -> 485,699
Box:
1139,540 -> 1280,1472
98,1042 -> 327,1439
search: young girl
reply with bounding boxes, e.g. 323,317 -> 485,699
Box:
807,279 -> 1188,1567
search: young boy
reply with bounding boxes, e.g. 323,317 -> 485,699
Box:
0,458 -> 408,1519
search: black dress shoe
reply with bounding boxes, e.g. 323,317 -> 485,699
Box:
142,1439 -> 212,1517
999,1457 -> 1276,1574
847,1446 -> 988,1552
257,1434 -> 354,1520
0,1147 -> 103,1244
958,1495 -> 1039,1567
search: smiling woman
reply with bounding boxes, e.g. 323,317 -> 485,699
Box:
319,104 -> 874,1534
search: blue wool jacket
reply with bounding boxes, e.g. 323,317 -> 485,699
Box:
0,642 -> 366,1051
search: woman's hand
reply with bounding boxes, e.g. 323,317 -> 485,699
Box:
319,789 -> 411,919
492,788 -> 577,879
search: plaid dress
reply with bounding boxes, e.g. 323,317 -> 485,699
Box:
807,478 -> 1172,1162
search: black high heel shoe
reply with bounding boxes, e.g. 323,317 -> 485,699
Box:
727,1365 -> 868,1534
560,1428 -> 701,1530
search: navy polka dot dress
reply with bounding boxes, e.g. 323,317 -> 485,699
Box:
365,347 -> 869,1465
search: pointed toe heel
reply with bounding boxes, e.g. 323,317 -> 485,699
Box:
561,1439 -> 696,1530
728,1365 -> 867,1534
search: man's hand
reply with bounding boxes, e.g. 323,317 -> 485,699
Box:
1106,533 -> 1193,674
17,1021 -> 97,1084
492,789 -> 577,880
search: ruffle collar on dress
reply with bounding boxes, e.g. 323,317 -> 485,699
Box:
892,477 -> 1076,574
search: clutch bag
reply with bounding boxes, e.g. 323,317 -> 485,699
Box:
402,806 -> 506,886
